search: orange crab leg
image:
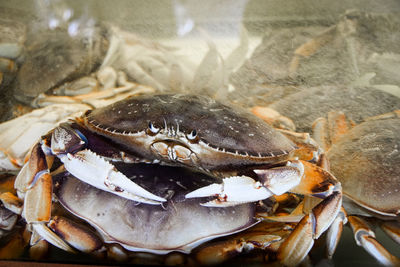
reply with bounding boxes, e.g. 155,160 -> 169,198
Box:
13,141 -> 75,253
348,216 -> 400,266
326,207 -> 347,259
274,161 -> 342,265
276,129 -> 321,161
312,117 -> 330,152
0,192 -> 23,215
23,172 -> 52,224
251,106 -> 296,131
277,190 -> 342,266
364,110 -> 400,121
381,221 -> 400,245
277,213 -> 314,266
327,111 -> 353,144
288,25 -> 336,75
14,143 -> 48,193
194,221 -> 294,265
312,111 -> 354,152
0,229 -> 29,260
48,216 -> 103,253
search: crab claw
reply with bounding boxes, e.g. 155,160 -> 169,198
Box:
185,176 -> 273,207
59,149 -> 166,205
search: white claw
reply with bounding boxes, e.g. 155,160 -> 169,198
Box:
185,183 -> 222,198
185,176 -> 273,207
60,149 -> 166,204
201,200 -> 246,207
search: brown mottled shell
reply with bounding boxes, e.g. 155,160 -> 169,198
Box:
328,118 -> 400,216
82,94 -> 295,170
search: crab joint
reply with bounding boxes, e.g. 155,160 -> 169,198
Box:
51,124 -> 87,155
254,160 -> 304,196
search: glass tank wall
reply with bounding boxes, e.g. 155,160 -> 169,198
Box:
0,0 -> 399,266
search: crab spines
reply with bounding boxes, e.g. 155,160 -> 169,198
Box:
60,149 -> 166,204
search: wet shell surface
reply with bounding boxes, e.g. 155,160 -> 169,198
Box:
328,118 -> 400,216
82,94 -> 295,170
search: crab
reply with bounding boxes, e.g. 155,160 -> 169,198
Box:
312,110 -> 400,266
0,11 -> 25,90
50,163 -> 258,263
0,80 -> 157,172
3,93 -> 342,265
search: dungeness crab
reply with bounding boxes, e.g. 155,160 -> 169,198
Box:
313,111 -> 400,266
5,94 -> 342,265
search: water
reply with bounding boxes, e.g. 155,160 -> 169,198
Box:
0,0 -> 399,266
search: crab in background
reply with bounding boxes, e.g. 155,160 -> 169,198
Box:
311,110 -> 400,266
0,93 -> 342,266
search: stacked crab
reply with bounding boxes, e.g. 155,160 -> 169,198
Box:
0,93 -> 343,266
229,10 -> 400,266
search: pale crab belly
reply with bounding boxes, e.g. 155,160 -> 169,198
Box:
54,164 -> 257,254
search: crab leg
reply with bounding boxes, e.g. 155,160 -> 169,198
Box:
278,193 -> 342,266
312,111 -> 354,152
48,216 -> 103,253
263,161 -> 342,265
381,221 -> 400,245
11,143 -> 73,253
194,221 -> 294,265
15,145 -> 104,255
326,207 -> 347,259
347,216 -> 400,266
23,170 -> 74,253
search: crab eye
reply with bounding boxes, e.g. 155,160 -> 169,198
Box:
186,129 -> 199,142
147,122 -> 160,135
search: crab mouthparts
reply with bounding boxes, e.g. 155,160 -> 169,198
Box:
150,141 -> 198,165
